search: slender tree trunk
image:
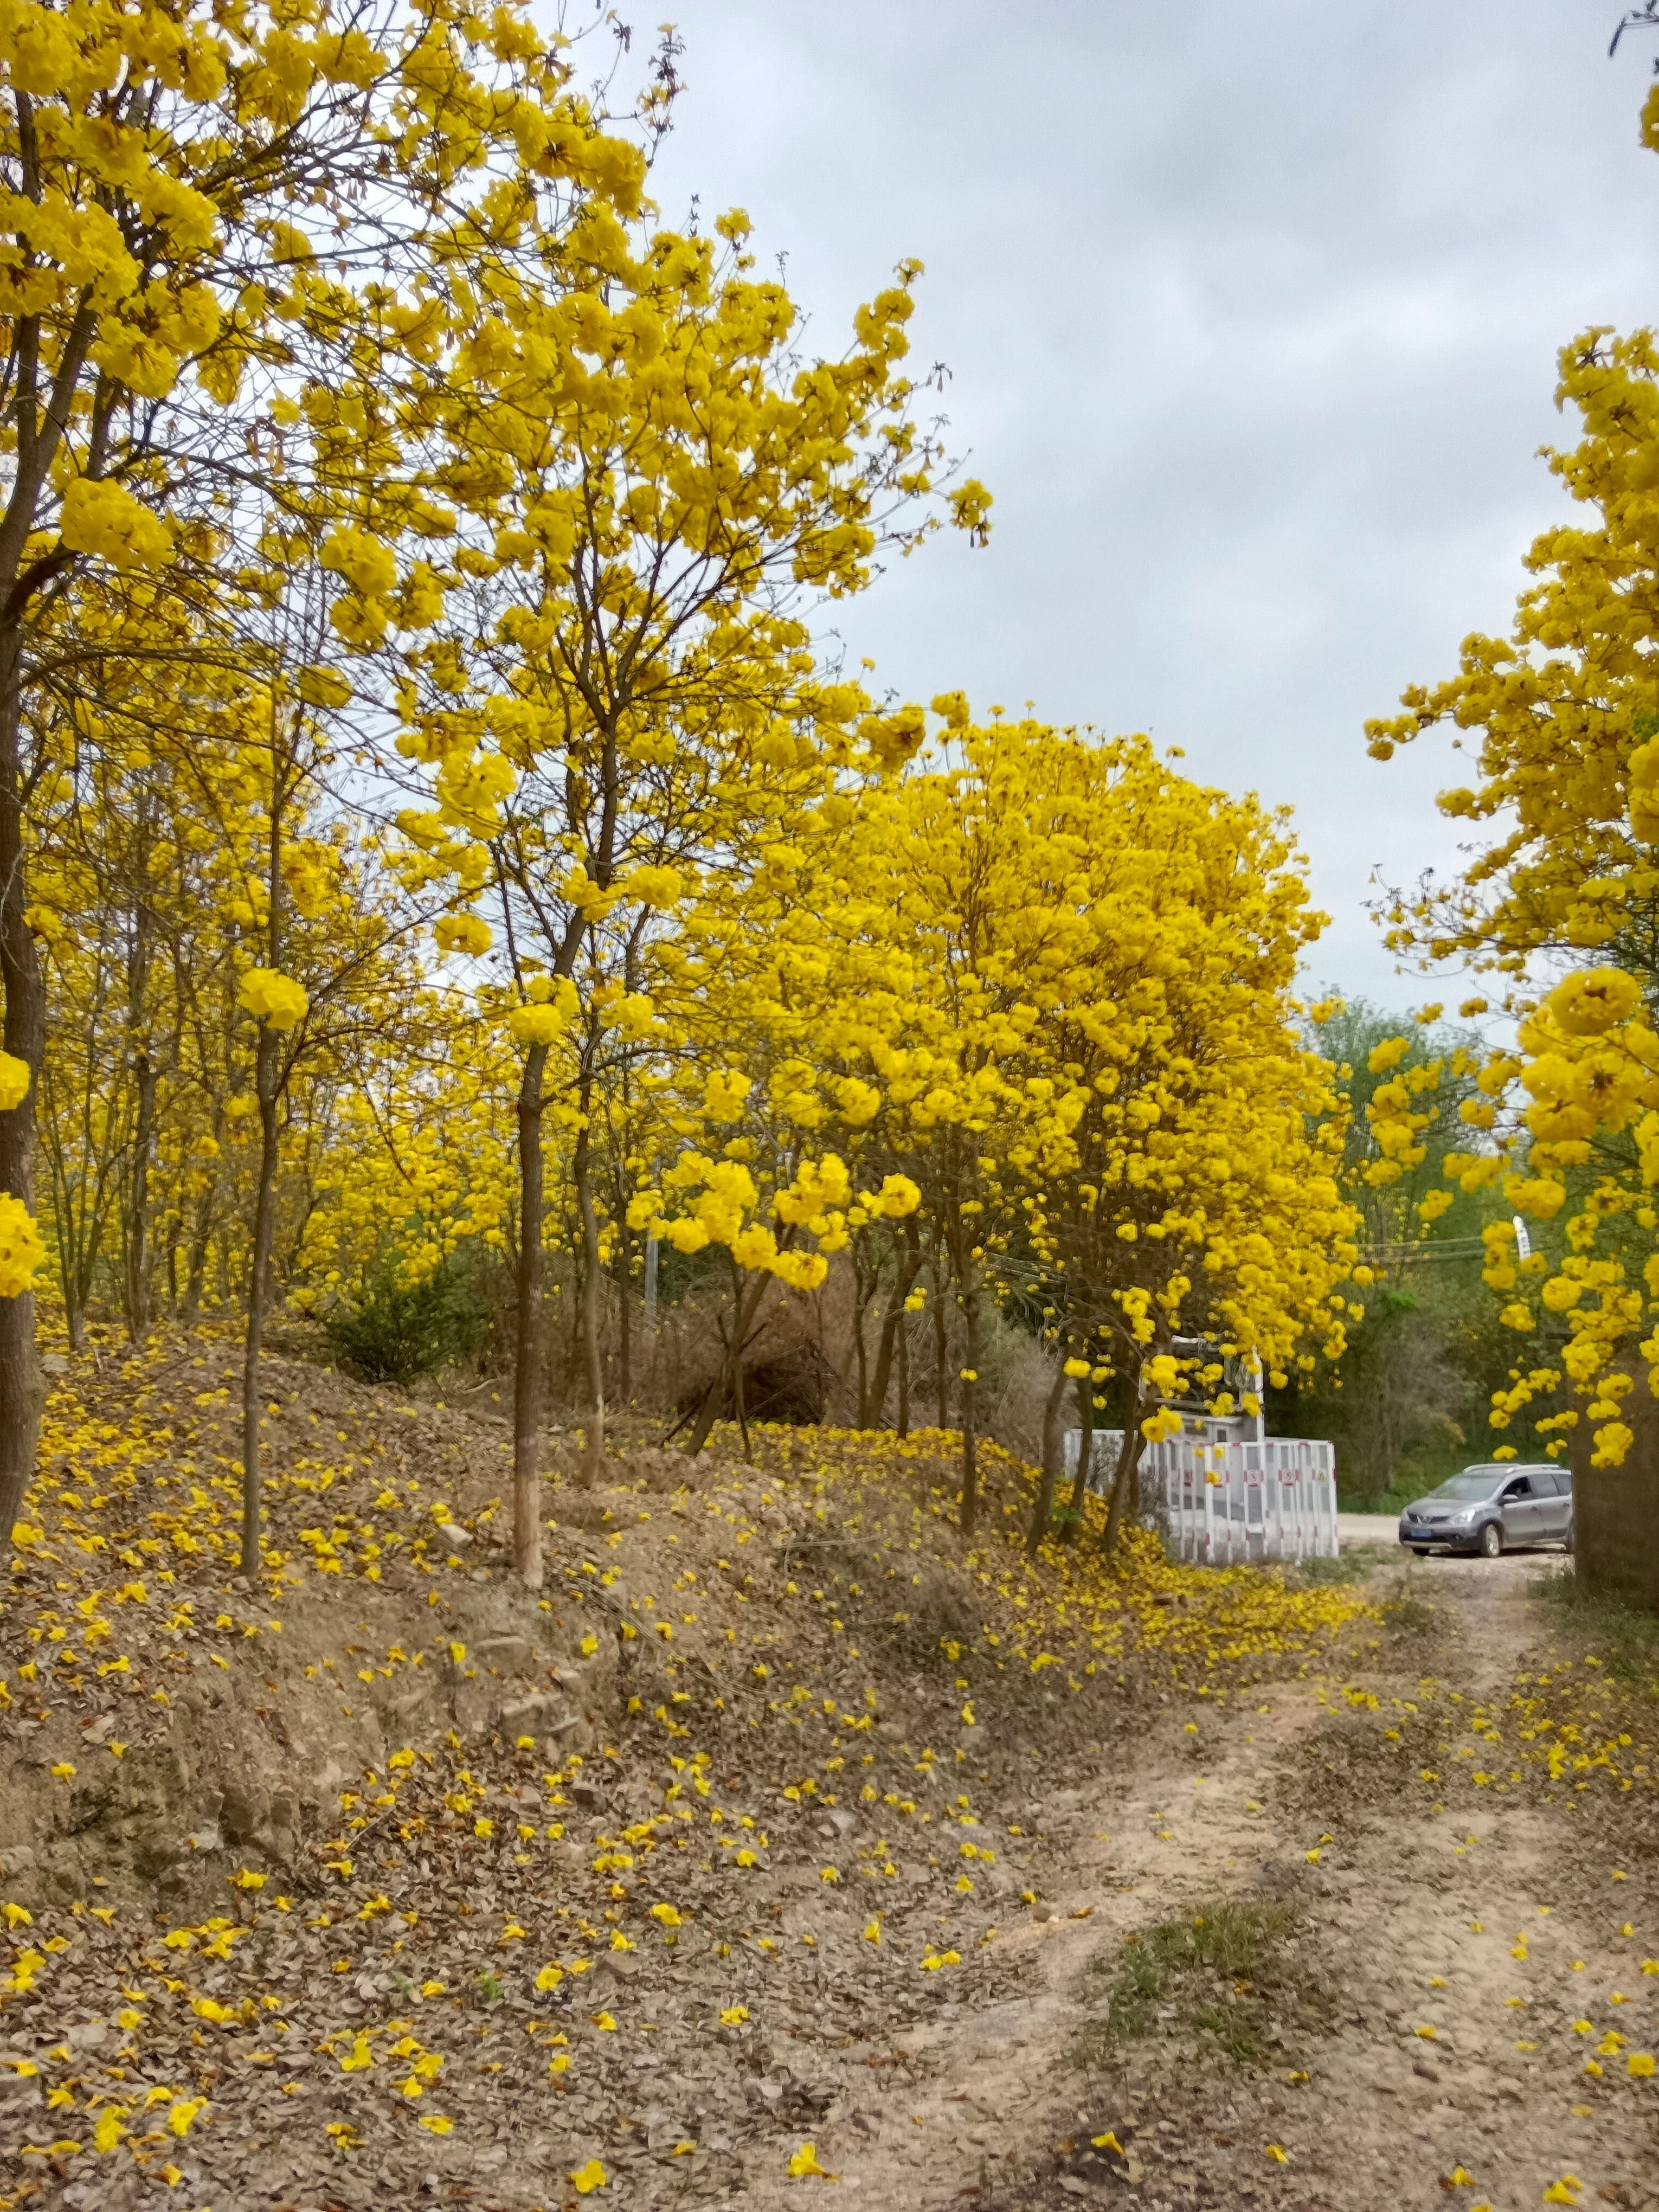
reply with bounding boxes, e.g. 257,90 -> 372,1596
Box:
683,1374 -> 723,1458
730,1257 -> 753,1461
122,821 -> 156,1341
0,289 -> 97,1536
573,1096 -> 605,1486
866,1217 -> 922,1429
1027,1360 -> 1072,1553
240,713 -> 295,1581
896,1308 -> 910,1439
642,1234 -> 660,1403
564,1240 -> 583,1404
616,1220 -> 632,1406
933,1242 -> 949,1432
184,1144 -> 222,1319
1102,1419 -> 1146,1561
0,641 -> 46,1543
187,1000 -> 236,1319
124,1049 -> 157,1340
685,1272 -> 769,1459
1060,1370 -> 1095,1543
959,1271 -> 981,1536
512,1041 -> 549,1585
852,1250 -> 871,1427
239,1026 -> 280,1579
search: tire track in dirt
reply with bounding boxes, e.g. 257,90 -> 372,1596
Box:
730,1598 -> 1347,2205
730,1547 -> 1659,2212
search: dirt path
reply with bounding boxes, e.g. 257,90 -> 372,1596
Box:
732,1546 -> 1659,2212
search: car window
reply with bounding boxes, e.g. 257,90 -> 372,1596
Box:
1502,1477 -> 1532,1499
1540,1471 -> 1567,1496
1430,1472 -> 1504,1500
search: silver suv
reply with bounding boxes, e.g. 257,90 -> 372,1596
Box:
1398,1462 -> 1574,1559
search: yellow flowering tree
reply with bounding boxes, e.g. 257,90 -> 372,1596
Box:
667,708 -> 1356,1539
382,194 -> 985,1573
1364,111 -> 1659,1466
0,0 -> 671,1535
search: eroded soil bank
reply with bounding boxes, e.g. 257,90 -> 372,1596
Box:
0,1341 -> 1650,2212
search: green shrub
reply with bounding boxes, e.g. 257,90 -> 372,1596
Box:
321,1253 -> 484,1386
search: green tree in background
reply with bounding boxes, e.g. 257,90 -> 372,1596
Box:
1271,998 -> 1556,1503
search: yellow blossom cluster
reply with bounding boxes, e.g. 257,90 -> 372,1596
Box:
1365,120 -> 1659,1459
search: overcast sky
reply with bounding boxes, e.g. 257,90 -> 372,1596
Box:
637,0 -> 1659,1008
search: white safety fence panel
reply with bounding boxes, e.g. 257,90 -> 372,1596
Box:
1065,1430 -> 1339,1563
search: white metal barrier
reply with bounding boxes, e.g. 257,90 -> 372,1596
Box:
1064,1429 -> 1339,1563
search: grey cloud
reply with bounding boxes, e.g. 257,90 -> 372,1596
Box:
647,0 -> 1658,1000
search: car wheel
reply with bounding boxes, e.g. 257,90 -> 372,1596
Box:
1563,1520 -> 1574,1556
1480,1520 -> 1503,1560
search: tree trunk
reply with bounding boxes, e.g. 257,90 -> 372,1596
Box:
1102,1418 -> 1146,1561
933,1242 -> 949,1432
573,1097 -> 604,1486
866,1217 -> 922,1430
183,1111 -> 225,1320
0,636 -> 46,1544
685,1271 -> 769,1459
959,1271 -> 981,1536
1060,1371 -> 1095,1542
122,818 -> 156,1342
683,1374 -> 723,1458
563,1237 -> 584,1404
730,1256 -> 753,1461
124,1048 -> 157,1341
896,1306 -> 910,1438
512,1041 -> 549,1585
616,1220 -> 632,1406
239,1025 -> 280,1579
0,287 -> 98,1538
1027,1360 -> 1072,1553
852,1244 -> 872,1426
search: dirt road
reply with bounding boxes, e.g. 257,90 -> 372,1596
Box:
734,1542 -> 1659,2212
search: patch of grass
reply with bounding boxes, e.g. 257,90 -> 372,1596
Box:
1296,1553 -> 1369,1585
1081,1900 -> 1297,2069
1190,1999 -> 1269,2066
1099,1938 -> 1162,2040
1139,1900 -> 1295,1977
1531,1565 -> 1659,1681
